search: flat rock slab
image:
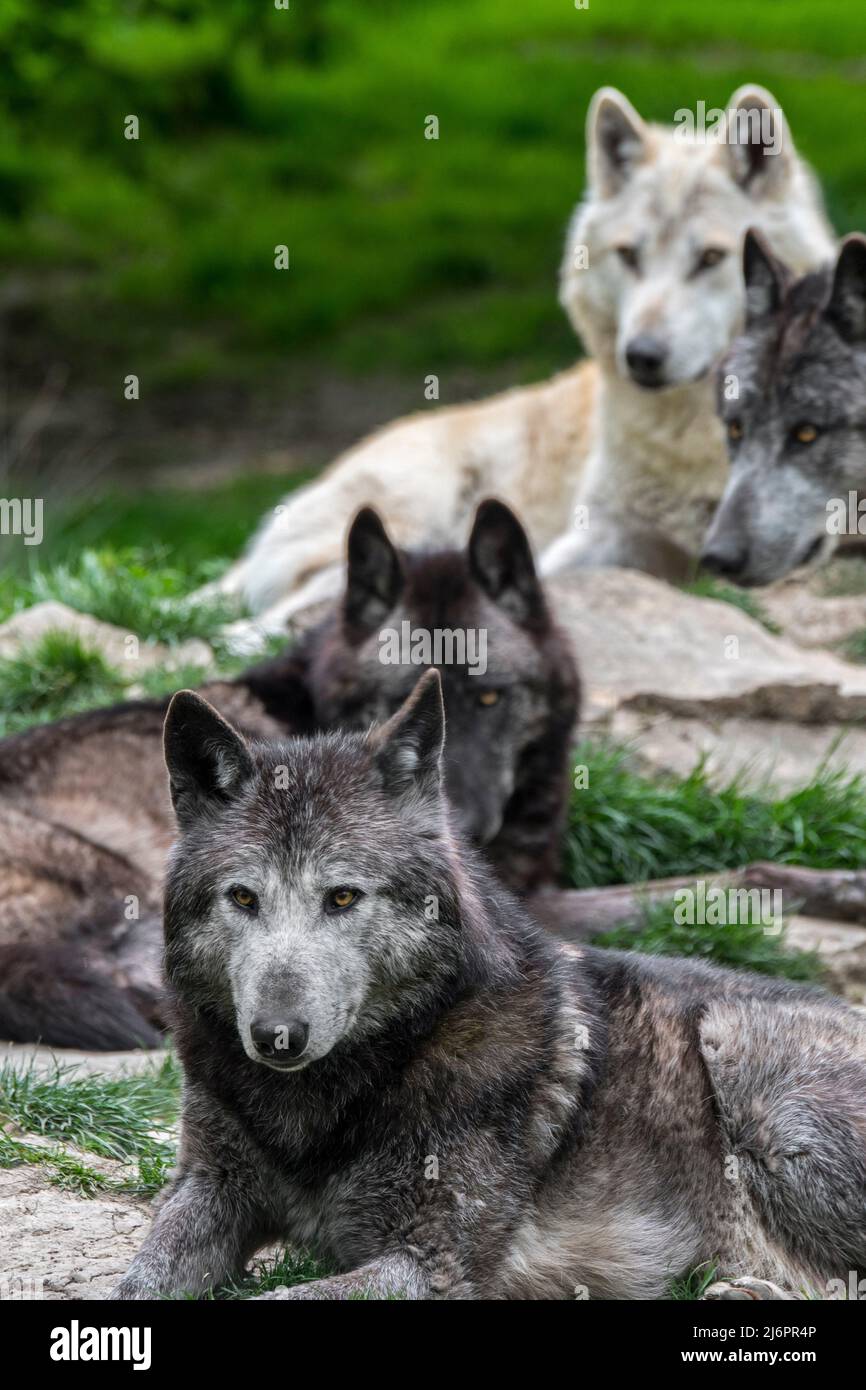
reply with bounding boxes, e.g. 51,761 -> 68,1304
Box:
0,600 -> 212,675
548,569 -> 866,725
0,1164 -> 149,1300
0,1040 -> 168,1079
610,709 -> 866,793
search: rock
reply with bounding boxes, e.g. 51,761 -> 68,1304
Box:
608,709 -> 866,793
548,568 -> 866,725
759,581 -> 866,651
785,916 -> 866,1005
0,1040 -> 168,1079
0,601 -> 213,675
0,1163 -> 150,1300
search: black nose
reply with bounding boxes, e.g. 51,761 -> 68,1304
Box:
625,335 -> 667,387
250,1017 -> 309,1060
700,543 -> 747,581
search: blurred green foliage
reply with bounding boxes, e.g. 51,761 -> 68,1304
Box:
4,0 -> 866,389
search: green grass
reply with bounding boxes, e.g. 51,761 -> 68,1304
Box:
0,631 -> 128,734
0,1054 -> 180,1198
566,740 -> 866,888
683,576 -> 780,634
23,549 -> 237,645
668,1263 -> 719,1301
595,899 -> 822,982
6,0 -> 866,397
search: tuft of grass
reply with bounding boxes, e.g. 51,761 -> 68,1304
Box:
26,548 -> 239,645
594,898 -> 822,982
0,1054 -> 181,1197
668,1262 -> 720,1301
566,741 -> 866,888
214,1249 -> 332,1301
683,576 -> 780,633
0,631 -> 127,735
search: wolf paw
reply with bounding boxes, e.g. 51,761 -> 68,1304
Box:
701,1277 -> 801,1301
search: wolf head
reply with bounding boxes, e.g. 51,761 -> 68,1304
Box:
163,673 -> 478,1070
702,232 -> 866,586
561,85 -> 832,390
301,499 -> 577,852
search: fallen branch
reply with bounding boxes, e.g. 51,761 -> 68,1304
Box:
527,862 -> 866,945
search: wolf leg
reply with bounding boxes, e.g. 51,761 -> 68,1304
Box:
540,519 -> 694,583
112,1174 -> 266,1300
221,563 -> 345,654
252,1254 -> 428,1301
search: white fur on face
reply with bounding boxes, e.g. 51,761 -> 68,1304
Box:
561,122 -> 832,389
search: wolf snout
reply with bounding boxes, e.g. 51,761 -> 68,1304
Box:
624,334 -> 668,388
250,1017 -> 310,1062
699,537 -> 748,582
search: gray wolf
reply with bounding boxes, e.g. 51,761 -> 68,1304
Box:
0,501 -> 577,1048
703,229 -> 866,585
114,674 -> 866,1300
211,84 -> 832,644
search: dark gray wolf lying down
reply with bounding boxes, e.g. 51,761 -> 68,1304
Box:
115,676 -> 866,1300
0,500 -> 578,1049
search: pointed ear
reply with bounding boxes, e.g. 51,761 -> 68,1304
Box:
343,507 -> 404,635
468,499 -> 546,627
163,691 -> 253,827
743,229 -> 785,324
723,86 -> 791,194
369,669 -> 444,799
587,87 -> 648,197
824,234 -> 866,342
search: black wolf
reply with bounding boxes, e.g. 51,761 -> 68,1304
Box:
702,229 -> 866,585
0,501 -> 578,1048
115,674 -> 866,1300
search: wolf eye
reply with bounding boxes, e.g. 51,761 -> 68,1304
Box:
698,247 -> 727,271
327,888 -> 361,913
616,245 -> 639,271
230,886 -> 258,912
794,423 -> 819,445
727,419 -> 743,442
478,690 -> 500,707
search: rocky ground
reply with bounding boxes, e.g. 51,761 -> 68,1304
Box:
3,559 -> 866,1298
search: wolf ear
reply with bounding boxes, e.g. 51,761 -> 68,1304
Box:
370,669 -> 444,799
825,234 -> 866,343
344,507 -> 405,635
587,87 -> 648,197
468,499 -> 546,627
163,691 -> 253,827
743,229 -> 785,324
723,86 -> 791,194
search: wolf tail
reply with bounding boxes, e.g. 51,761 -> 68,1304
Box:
0,943 -> 163,1051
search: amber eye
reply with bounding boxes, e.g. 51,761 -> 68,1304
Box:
727,419 -> 743,442
478,690 -> 500,707
230,886 -> 258,911
698,247 -> 727,270
329,888 -> 359,912
795,423 -> 818,445
616,245 -> 639,270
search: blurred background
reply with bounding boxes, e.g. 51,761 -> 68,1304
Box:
2,0 -> 866,567
1,0 -> 866,981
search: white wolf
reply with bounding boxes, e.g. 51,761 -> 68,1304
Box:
218,85 -> 833,645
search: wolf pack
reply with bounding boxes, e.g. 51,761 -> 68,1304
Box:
3,85 -> 866,1301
